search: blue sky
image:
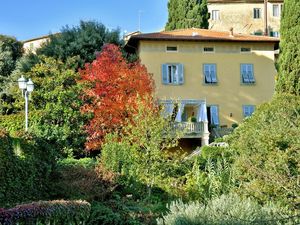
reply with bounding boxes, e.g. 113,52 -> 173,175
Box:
0,0 -> 168,41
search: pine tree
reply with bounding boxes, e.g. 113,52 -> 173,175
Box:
276,0 -> 300,95
165,0 -> 209,31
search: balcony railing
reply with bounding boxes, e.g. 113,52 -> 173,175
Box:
174,122 -> 204,137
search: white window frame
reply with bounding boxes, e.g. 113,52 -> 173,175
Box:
273,4 -> 280,17
253,8 -> 261,19
241,64 -> 255,84
243,105 -> 255,118
203,64 -> 218,84
211,10 -> 220,21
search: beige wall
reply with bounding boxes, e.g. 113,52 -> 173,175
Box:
138,40 -> 276,127
208,2 -> 282,35
23,37 -> 49,54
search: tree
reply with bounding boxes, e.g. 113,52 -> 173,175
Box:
165,0 -> 209,31
80,44 -> 154,151
0,35 -> 23,92
276,0 -> 300,95
37,20 -> 122,68
226,94 -> 300,210
101,98 -> 183,197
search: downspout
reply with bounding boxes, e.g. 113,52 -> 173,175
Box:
264,0 -> 268,36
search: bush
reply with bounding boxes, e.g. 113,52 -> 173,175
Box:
157,194 -> 296,225
184,146 -> 234,201
0,112 -> 42,135
52,157 -> 117,202
226,94 -> 300,210
0,129 -> 57,207
0,200 -> 90,225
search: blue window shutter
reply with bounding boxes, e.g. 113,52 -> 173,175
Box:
248,64 -> 255,82
204,64 -> 211,83
162,64 -> 168,84
210,106 -> 219,125
210,64 -> 217,83
241,64 -> 249,83
243,105 -> 255,117
178,64 -> 184,84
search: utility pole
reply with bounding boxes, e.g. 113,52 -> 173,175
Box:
264,0 -> 268,36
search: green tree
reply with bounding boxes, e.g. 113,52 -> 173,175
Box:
37,20 -> 122,68
226,94 -> 300,210
165,0 -> 209,31
101,99 -> 184,197
0,35 -> 23,92
2,56 -> 87,156
276,0 -> 300,95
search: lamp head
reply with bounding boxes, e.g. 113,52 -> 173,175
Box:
26,79 -> 34,93
18,76 -> 27,90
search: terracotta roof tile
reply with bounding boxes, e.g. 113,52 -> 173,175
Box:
129,28 -> 279,43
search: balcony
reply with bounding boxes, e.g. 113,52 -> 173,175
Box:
174,122 -> 204,138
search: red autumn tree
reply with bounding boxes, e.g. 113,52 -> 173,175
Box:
80,44 -> 154,151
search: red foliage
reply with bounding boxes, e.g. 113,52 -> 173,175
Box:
80,44 -> 154,151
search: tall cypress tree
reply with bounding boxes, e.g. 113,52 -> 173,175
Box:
276,0 -> 300,95
165,0 -> 209,31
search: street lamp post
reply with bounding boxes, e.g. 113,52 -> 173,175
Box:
17,76 -> 34,131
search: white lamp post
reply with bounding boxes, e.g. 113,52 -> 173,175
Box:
18,76 -> 34,131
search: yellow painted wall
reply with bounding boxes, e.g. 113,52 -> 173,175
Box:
208,2 -> 282,35
138,40 -> 276,127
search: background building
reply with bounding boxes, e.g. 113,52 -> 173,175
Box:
208,0 -> 283,36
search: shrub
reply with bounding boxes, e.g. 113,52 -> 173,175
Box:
0,129 -> 57,207
157,194 -> 296,225
0,200 -> 91,225
184,146 -> 234,201
226,94 -> 300,210
52,157 -> 117,202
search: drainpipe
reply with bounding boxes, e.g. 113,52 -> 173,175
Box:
264,0 -> 268,36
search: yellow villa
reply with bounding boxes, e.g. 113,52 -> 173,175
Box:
126,28 -> 279,146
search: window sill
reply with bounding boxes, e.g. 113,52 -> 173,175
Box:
241,82 -> 256,86
203,82 -> 219,86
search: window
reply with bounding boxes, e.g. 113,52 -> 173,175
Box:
211,10 -> 220,21
253,8 -> 261,19
254,31 -> 263,36
241,64 -> 255,84
166,46 -> 178,52
243,105 -> 255,117
270,31 -> 280,37
273,4 -> 280,17
204,47 -> 214,53
203,64 -> 217,84
209,105 -> 219,126
241,47 -> 251,53
162,64 -> 184,85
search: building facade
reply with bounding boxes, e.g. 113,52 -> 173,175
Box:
208,0 -> 284,36
126,28 -> 279,144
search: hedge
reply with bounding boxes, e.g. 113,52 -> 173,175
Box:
0,200 -> 91,225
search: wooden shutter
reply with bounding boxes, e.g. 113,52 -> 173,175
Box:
162,64 -> 168,84
204,64 -> 212,83
247,64 -> 255,82
178,64 -> 184,84
210,106 -> 219,125
210,64 -> 217,83
241,64 -> 249,83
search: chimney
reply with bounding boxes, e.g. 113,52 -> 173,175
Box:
229,27 -> 234,37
